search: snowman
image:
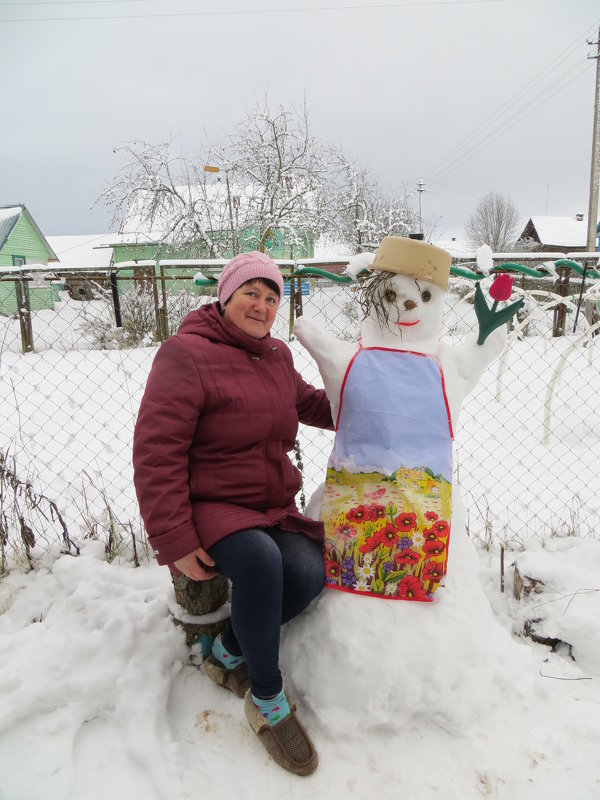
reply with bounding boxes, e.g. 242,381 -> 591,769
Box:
280,236 -> 524,736
293,235 -> 522,603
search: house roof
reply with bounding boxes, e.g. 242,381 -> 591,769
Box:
0,204 -> 58,260
0,206 -> 22,250
523,215 -> 592,248
119,183 -> 251,242
46,233 -> 119,268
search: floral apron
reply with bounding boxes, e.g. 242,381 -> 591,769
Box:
321,346 -> 453,601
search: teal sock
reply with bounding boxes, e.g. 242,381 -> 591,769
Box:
212,634 -> 246,669
251,688 -> 290,726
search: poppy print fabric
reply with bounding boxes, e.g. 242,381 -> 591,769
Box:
322,348 -> 453,601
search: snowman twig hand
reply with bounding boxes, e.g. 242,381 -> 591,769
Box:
474,277 -> 524,345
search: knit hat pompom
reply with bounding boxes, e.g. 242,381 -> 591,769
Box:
218,251 -> 284,306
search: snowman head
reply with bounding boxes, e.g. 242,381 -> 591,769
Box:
358,237 -> 451,347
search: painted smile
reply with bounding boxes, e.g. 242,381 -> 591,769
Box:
395,320 -> 420,327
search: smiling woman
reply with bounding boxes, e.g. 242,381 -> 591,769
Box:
132,249 -> 333,776
221,272 -> 281,339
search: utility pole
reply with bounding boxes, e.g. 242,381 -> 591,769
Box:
417,178 -> 425,234
586,26 -> 600,252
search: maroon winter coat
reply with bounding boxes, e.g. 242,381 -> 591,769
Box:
133,302 -> 333,571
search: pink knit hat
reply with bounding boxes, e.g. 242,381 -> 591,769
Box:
218,251 -> 284,306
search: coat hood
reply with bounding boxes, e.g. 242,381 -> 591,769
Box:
177,301 -> 276,356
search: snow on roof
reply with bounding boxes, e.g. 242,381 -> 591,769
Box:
121,180 -> 319,241
528,215 -> 589,247
435,238 -> 474,258
120,183 -> 253,240
0,205 -> 21,222
46,233 -> 119,268
0,206 -> 21,250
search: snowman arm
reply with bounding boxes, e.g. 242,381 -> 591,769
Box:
294,316 -> 340,358
293,316 -> 356,412
451,326 -> 506,389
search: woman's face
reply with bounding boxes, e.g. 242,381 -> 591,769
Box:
222,279 -> 280,338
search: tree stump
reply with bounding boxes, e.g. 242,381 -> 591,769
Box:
171,574 -> 229,655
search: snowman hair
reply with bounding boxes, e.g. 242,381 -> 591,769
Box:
357,271 -> 422,331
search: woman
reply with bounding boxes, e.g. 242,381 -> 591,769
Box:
133,251 -> 333,776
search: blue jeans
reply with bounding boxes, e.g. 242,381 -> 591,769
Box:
208,526 -> 325,699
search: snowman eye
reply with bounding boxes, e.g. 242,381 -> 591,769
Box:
384,289 -> 397,303
421,290 -> 432,303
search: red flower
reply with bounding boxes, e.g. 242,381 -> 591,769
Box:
398,575 -> 428,601
346,505 -> 368,524
324,560 -> 341,579
359,535 -> 380,553
489,273 -> 513,302
431,520 -> 450,538
422,561 -> 444,583
395,512 -> 417,532
424,520 -> 450,540
378,523 -> 399,547
366,504 -> 387,522
394,548 -> 420,566
365,487 -> 386,500
423,539 -> 446,558
424,511 -> 438,521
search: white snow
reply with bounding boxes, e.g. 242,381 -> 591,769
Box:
46,234 -> 119,269
0,286 -> 600,798
476,243 -> 494,276
0,206 -> 20,223
342,251 -> 375,278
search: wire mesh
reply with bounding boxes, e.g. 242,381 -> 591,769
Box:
1,266 -> 599,574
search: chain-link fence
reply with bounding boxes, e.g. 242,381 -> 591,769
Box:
1,258 -> 599,574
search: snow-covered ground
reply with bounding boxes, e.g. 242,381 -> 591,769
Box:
1,285 -> 599,798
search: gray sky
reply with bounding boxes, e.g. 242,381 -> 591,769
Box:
2,0 -> 599,242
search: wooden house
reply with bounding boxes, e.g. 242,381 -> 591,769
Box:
0,205 -> 57,267
518,214 -> 599,253
0,205 -> 58,314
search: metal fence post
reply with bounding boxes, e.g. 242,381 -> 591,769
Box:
110,271 -> 122,328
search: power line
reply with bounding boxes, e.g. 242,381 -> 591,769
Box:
419,18 -> 600,185
0,1 -> 155,5
1,0 -> 503,23
427,58 -> 591,185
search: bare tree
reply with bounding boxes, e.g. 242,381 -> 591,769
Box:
326,153 -> 420,254
99,138 -> 231,258
465,191 -> 521,251
100,98 -> 335,258
99,99 -> 422,260
210,96 -> 332,255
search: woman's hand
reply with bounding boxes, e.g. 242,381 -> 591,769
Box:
174,547 -> 218,581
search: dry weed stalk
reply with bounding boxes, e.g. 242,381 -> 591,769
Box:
0,448 -> 78,574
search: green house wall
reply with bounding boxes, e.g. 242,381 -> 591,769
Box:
111,227 -> 314,265
0,212 -> 54,266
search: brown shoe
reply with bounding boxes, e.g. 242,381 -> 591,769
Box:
202,654 -> 249,698
244,690 -> 318,776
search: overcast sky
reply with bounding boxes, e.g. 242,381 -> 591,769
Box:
1,0 -> 599,242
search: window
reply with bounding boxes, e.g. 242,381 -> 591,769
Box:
12,255 -> 26,267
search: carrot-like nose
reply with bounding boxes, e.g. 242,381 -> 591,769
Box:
404,299 -> 417,310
